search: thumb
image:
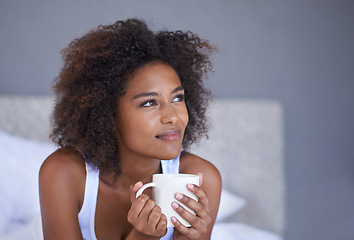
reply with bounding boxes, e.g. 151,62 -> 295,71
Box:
197,172 -> 203,186
130,181 -> 143,203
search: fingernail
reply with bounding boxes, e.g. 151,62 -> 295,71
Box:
172,202 -> 179,209
134,181 -> 142,187
188,184 -> 194,189
176,193 -> 183,200
171,216 -> 177,223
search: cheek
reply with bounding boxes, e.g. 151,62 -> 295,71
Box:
179,106 -> 189,130
182,103 -> 189,119
117,112 -> 156,142
183,111 -> 189,127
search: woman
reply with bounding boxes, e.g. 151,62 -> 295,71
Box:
39,18 -> 221,240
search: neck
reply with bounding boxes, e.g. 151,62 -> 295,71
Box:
121,154 -> 162,184
100,153 -> 162,189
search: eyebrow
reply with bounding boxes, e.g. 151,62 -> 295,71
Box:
133,86 -> 184,99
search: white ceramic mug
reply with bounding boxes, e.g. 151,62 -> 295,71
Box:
136,173 -> 199,227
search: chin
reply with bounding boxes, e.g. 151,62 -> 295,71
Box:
158,144 -> 182,160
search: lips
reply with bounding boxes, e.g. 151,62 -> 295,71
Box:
156,130 -> 181,141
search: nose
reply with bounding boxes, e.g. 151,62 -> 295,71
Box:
160,104 -> 179,124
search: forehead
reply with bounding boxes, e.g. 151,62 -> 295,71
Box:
124,62 -> 182,94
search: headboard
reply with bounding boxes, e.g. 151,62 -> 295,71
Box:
0,96 -> 285,236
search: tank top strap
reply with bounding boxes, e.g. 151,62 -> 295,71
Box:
160,153 -> 181,174
78,162 -> 99,240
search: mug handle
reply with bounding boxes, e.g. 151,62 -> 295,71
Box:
136,182 -> 156,198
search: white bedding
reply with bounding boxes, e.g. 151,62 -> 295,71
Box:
212,223 -> 282,240
0,132 -> 56,236
2,217 -> 282,240
0,131 -> 283,240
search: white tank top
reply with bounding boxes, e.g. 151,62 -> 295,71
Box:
78,155 -> 180,240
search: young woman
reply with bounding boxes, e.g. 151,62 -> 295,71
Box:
39,18 -> 221,240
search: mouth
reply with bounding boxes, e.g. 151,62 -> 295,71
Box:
155,130 -> 182,141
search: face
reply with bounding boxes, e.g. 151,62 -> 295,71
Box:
115,62 -> 189,161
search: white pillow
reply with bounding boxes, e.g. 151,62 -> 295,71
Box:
212,222 -> 282,240
216,189 -> 247,222
1,214 -> 44,240
0,131 -> 56,236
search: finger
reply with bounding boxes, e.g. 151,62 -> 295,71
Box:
197,172 -> 203,186
148,205 -> 162,227
139,198 -> 156,219
176,191 -> 199,210
187,184 -> 210,213
156,213 -> 168,234
171,216 -> 199,239
172,200 -> 204,228
130,181 -> 143,203
127,193 -> 149,224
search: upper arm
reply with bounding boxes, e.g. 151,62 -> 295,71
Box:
39,148 -> 85,240
180,152 -> 222,239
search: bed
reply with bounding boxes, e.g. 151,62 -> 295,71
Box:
0,96 -> 285,240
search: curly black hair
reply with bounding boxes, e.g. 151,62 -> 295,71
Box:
50,18 -> 216,175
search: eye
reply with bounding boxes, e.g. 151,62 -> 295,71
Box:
172,94 -> 185,103
140,99 -> 157,107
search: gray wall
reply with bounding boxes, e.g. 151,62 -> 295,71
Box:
1,1 -> 353,239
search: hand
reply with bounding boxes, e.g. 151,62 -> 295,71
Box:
172,173 -> 211,240
127,181 -> 168,239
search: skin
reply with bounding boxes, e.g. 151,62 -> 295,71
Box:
39,62 -> 222,240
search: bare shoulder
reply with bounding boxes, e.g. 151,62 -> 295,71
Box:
39,146 -> 86,185
39,146 -> 86,238
180,151 -> 222,199
39,146 -> 86,210
179,151 -> 221,184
